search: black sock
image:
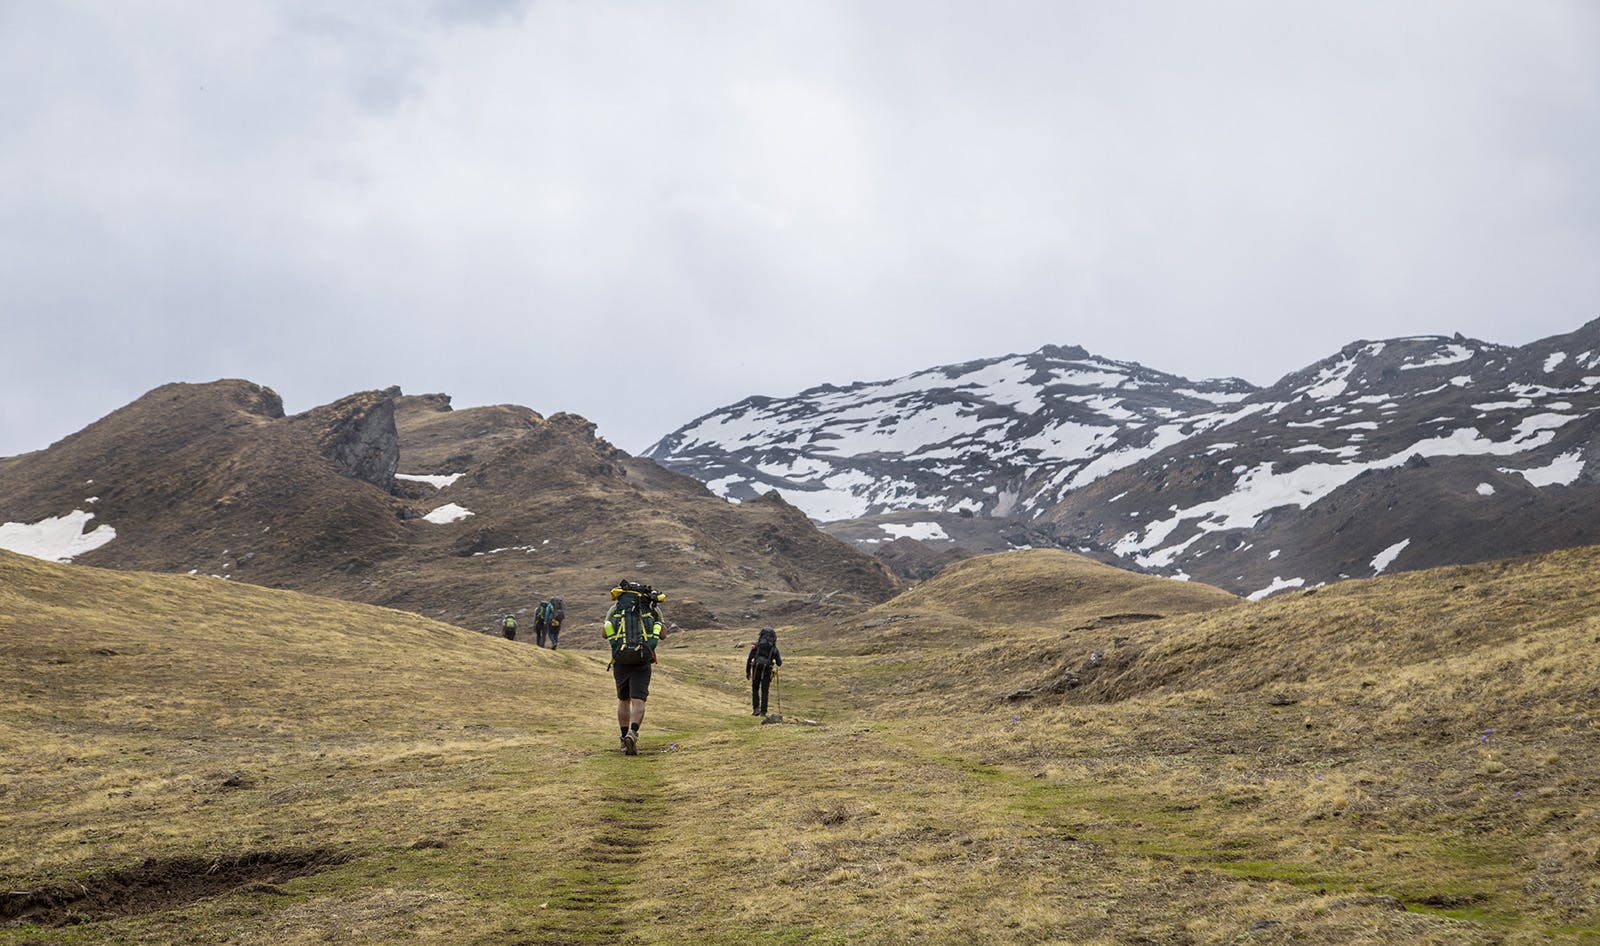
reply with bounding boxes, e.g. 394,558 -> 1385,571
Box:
629,723 -> 639,733
620,726 -> 629,737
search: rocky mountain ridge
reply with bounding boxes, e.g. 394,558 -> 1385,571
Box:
648,320 -> 1600,596
647,345 -> 1256,520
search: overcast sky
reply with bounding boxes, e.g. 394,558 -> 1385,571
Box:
3,0 -> 1598,459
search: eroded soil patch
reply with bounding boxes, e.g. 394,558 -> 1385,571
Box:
2,847 -> 351,927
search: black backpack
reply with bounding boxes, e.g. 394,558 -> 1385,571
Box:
548,596 -> 564,628
753,628 -> 777,669
612,591 -> 654,666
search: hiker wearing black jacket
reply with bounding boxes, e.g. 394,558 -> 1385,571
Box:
531,600 -> 549,648
746,627 -> 782,716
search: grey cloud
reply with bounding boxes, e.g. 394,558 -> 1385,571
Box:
2,1 -> 1597,459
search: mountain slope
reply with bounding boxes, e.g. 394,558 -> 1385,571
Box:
647,345 -> 1255,520
1048,321 -> 1600,596
0,382 -> 899,634
649,320 -> 1600,597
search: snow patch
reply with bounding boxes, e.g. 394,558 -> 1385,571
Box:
705,475 -> 747,500
0,510 -> 117,562
1175,388 -> 1250,404
422,503 -> 474,524
1544,352 -> 1568,373
1400,344 -> 1475,370
1371,539 -> 1411,574
396,472 -> 465,489
880,521 -> 950,541
1500,451 -> 1585,487
1302,357 -> 1359,399
1248,576 -> 1305,601
1472,399 -> 1533,412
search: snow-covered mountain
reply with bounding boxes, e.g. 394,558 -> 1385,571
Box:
1047,323 -> 1600,597
646,345 -> 1256,521
649,321 -> 1600,597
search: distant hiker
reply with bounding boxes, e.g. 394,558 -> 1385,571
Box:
545,596 -> 565,650
501,614 -> 517,641
532,600 -> 549,648
746,626 -> 783,716
604,580 -> 664,755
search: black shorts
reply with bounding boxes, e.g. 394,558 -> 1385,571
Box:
613,662 -> 651,701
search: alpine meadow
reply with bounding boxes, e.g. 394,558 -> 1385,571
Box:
3,543 -> 1598,944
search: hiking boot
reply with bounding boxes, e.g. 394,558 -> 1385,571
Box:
752,708 -> 761,715
619,733 -> 629,751
623,732 -> 637,756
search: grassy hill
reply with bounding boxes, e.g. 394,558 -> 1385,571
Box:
3,547 -> 1597,944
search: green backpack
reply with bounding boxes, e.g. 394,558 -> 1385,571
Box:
612,593 -> 652,666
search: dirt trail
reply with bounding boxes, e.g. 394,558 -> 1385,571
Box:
517,748 -> 670,945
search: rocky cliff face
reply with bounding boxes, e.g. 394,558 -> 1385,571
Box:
294,387 -> 401,491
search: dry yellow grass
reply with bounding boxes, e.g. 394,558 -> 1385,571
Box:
3,547 -> 1598,944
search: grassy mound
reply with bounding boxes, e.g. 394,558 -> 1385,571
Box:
880,547 -> 1238,626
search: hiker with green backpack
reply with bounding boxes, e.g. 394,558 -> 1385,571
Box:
603,579 -> 665,755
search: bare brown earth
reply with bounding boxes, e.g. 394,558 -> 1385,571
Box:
0,382 -> 899,639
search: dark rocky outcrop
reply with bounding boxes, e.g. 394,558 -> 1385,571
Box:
293,387 -> 400,490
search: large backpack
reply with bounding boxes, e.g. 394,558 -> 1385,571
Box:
547,596 -> 563,629
501,615 -> 517,640
612,592 -> 653,666
753,628 -> 777,669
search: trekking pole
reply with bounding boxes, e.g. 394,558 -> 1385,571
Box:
774,669 -> 782,718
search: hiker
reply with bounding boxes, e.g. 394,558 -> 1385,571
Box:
544,595 -> 564,649
532,600 -> 548,648
501,613 -> 518,640
604,580 -> 664,755
746,626 -> 783,716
